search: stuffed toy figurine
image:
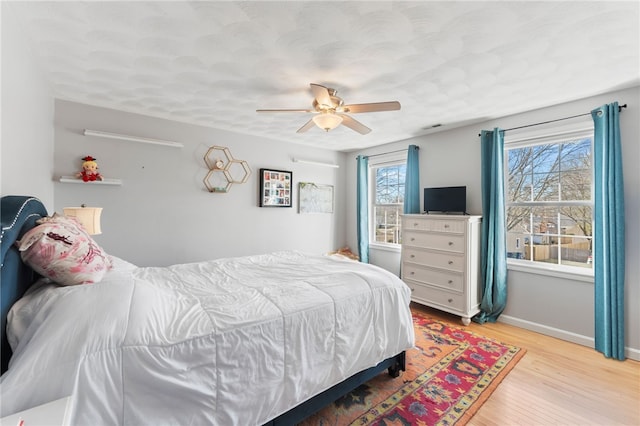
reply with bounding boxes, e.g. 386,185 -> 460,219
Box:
76,155 -> 104,182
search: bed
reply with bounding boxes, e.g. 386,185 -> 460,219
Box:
0,195 -> 415,425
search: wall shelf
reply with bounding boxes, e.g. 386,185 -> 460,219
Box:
59,176 -> 123,185
84,129 -> 183,148
202,146 -> 251,193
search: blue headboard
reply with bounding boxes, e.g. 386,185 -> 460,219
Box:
0,196 -> 48,373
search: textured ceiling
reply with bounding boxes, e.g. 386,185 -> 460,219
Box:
7,1 -> 639,152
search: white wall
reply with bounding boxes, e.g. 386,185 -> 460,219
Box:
345,85 -> 640,359
53,100 -> 347,266
1,3 -> 54,207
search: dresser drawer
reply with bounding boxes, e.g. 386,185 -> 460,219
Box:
403,231 -> 465,253
407,281 -> 465,311
402,263 -> 463,291
402,247 -> 464,272
403,218 -> 465,234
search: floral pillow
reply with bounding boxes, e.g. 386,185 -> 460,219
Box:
15,213 -> 112,286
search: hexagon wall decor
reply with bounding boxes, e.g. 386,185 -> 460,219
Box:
203,146 -> 251,193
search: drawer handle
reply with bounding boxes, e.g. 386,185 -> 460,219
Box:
448,279 -> 453,284
410,271 -> 415,275
448,241 -> 454,246
413,223 -> 419,227
444,224 -> 450,228
410,254 -> 415,258
411,237 -> 416,241
448,298 -> 454,303
448,260 -> 453,265
411,288 -> 415,292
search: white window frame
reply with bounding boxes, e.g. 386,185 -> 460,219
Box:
368,151 -> 407,251
503,121 -> 595,282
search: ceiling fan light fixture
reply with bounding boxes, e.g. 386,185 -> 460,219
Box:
258,83 -> 399,135
312,113 -> 343,132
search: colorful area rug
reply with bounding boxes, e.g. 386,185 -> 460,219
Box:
300,307 -> 525,426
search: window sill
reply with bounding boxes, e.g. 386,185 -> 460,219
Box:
369,242 -> 402,253
507,259 -> 594,283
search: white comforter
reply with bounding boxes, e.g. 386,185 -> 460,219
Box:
0,251 -> 414,425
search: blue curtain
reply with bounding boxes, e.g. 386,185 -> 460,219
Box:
403,145 -> 420,214
592,102 -> 626,360
356,155 -> 369,263
474,128 -> 508,324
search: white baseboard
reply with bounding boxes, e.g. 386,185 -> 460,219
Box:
498,315 -> 640,361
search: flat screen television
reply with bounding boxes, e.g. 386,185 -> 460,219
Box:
423,186 -> 466,214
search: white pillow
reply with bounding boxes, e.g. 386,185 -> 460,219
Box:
6,278 -> 56,351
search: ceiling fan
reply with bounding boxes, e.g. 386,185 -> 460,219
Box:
256,83 -> 401,134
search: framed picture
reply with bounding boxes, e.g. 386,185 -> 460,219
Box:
299,182 -> 334,213
259,168 -> 292,207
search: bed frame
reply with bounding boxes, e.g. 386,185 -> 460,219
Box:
0,195 -> 406,423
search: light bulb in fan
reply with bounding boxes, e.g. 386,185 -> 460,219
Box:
312,113 -> 343,132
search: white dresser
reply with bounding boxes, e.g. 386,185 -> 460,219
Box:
401,214 -> 482,325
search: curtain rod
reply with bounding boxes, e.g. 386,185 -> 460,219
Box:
358,147 -> 418,160
477,103 -> 627,137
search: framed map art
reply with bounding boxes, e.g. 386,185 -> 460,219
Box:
298,182 -> 334,213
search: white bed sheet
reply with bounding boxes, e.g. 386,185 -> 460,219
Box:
0,251 -> 414,425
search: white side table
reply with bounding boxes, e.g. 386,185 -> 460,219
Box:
0,397 -> 71,426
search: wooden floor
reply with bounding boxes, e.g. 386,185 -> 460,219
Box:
411,303 -> 640,426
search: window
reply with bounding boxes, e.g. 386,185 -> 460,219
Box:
505,128 -> 593,272
370,159 -> 406,246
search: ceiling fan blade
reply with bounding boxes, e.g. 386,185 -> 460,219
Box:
310,83 -> 333,109
296,119 -> 316,133
256,108 -> 313,113
342,101 -> 401,114
339,114 -> 371,135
